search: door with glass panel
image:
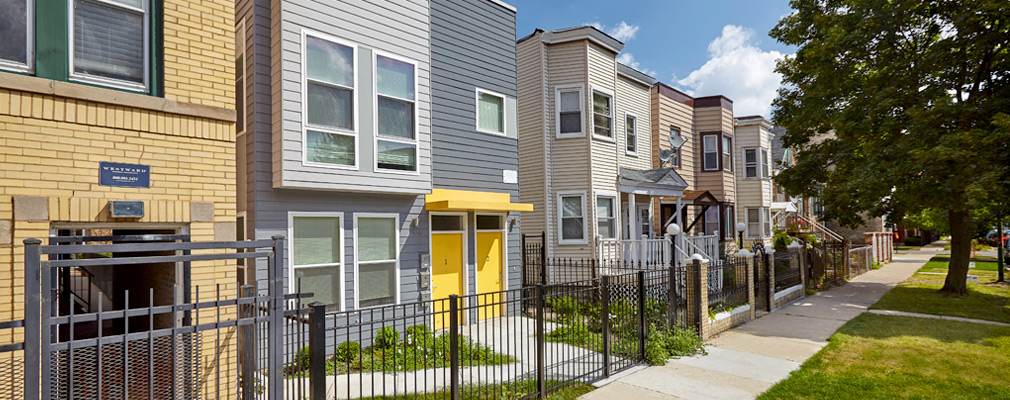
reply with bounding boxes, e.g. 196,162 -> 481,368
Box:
291,215 -> 343,311
355,215 -> 399,308
430,214 -> 465,329
475,214 -> 504,320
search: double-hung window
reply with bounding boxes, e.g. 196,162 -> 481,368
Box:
356,215 -> 399,308
704,206 -> 720,236
744,148 -> 759,178
374,53 -> 417,172
556,86 -> 584,137
303,33 -> 356,167
476,88 -> 505,135
71,0 -> 150,91
724,205 -> 735,240
291,215 -> 343,310
764,208 -> 772,237
722,136 -> 732,171
0,0 -> 33,72
703,135 -> 719,171
761,148 -> 770,178
558,193 -> 586,244
596,195 -> 616,239
746,208 -> 761,238
592,90 -> 613,139
625,113 -> 637,155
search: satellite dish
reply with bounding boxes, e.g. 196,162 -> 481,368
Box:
659,149 -> 674,162
668,133 -> 687,149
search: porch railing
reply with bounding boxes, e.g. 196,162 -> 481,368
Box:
596,237 -> 670,268
684,231 -> 719,261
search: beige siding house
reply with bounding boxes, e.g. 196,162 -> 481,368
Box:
517,26 -> 687,259
734,116 -> 775,245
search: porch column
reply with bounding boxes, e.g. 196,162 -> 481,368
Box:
629,193 -> 638,239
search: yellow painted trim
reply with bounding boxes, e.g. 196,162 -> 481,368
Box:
425,189 -> 533,212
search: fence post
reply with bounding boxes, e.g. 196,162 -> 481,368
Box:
540,231 -> 548,285
269,235 -> 286,400
637,271 -> 647,361
601,276 -> 611,377
535,285 -> 546,397
450,295 -> 461,400
667,267 -> 676,329
24,238 -> 42,400
521,233 -> 527,286
842,239 -> 851,281
744,253 -> 755,319
240,285 -> 256,400
309,302 -> 327,399
692,258 -> 704,337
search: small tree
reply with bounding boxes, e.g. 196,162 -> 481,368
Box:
770,0 -> 1010,295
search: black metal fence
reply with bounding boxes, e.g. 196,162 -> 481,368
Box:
774,250 -> 803,292
708,255 -> 749,314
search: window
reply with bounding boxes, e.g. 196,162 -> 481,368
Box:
639,207 -> 651,238
431,215 -> 464,231
703,135 -> 719,171
761,148 -> 770,178
704,206 -> 720,236
70,0 -> 150,91
235,19 -> 246,135
476,215 -> 502,230
725,205 -> 734,240
291,215 -> 343,310
558,193 -> 586,244
764,208 -> 772,237
476,89 -> 505,135
744,148 -> 759,178
722,136 -> 732,171
596,195 -> 616,239
670,127 -> 681,167
625,113 -> 637,154
374,53 -> 417,172
592,90 -> 613,139
0,0 -> 32,72
356,215 -> 399,308
303,33 -> 356,167
747,208 -> 761,238
556,86 -> 584,137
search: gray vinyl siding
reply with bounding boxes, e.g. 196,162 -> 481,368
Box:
430,0 -> 521,291
273,0 -> 433,194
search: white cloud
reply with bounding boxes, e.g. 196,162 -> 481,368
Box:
676,25 -> 789,117
583,21 -> 604,31
608,21 -> 639,43
616,53 -> 657,77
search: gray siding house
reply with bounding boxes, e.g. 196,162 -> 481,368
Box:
235,0 -> 527,314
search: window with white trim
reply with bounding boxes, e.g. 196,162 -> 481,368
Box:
596,195 -> 616,239
744,148 -> 759,178
476,89 -> 505,135
303,34 -> 356,167
625,114 -> 637,154
356,216 -> 398,308
703,135 -> 719,171
556,87 -> 583,136
722,136 -> 732,171
704,206 -> 720,236
375,53 -> 417,172
764,208 -> 772,237
761,148 -> 770,179
0,0 -> 32,72
724,205 -> 734,241
71,0 -> 150,91
292,216 -> 342,310
746,208 -> 761,238
559,193 -> 586,243
592,91 -> 613,138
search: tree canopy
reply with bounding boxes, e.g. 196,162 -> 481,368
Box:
770,0 -> 1010,294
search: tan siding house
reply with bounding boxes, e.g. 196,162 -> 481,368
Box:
734,116 -> 775,246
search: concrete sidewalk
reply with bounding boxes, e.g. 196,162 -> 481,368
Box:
581,244 -> 943,400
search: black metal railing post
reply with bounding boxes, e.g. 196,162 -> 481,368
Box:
240,285 -> 256,400
449,295 -> 460,400
535,284 -> 547,397
24,238 -> 42,400
601,276 -> 611,377
522,233 -> 528,286
667,267 -> 676,329
269,235 -> 286,400
540,231 -> 548,285
637,271 -> 647,361
693,259 -> 703,334
309,302 -> 327,399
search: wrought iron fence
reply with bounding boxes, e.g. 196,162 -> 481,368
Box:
0,319 -> 25,399
848,246 -> 874,279
774,250 -> 803,292
708,255 -> 749,314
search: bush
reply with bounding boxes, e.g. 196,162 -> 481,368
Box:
294,345 -> 311,369
773,229 -> 793,252
334,341 -> 360,363
643,324 -> 706,365
546,296 -> 583,320
374,327 -> 399,349
904,236 -> 922,246
404,325 -> 434,347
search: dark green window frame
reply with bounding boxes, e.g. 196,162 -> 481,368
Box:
27,0 -> 162,96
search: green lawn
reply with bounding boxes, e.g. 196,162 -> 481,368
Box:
869,257 -> 1010,323
758,314 -> 1010,400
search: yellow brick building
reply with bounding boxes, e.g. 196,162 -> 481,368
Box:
0,0 -> 238,396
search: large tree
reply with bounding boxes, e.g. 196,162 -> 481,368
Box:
770,0 -> 1010,295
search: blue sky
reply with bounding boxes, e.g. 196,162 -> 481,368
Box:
509,0 -> 797,117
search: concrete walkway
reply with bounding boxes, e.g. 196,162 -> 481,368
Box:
581,244 -> 944,400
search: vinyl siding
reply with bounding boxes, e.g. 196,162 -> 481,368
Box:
273,0 -> 432,193
694,106 -> 735,203
651,88 -> 695,188
734,123 -> 773,234
616,74 -> 652,172
516,35 -> 547,238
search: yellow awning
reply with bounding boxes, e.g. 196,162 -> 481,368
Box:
425,189 -> 533,212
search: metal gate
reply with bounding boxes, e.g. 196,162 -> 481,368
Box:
752,243 -> 772,312
21,235 -> 293,400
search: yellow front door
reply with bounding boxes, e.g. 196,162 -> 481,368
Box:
431,232 -> 464,329
476,231 -> 503,320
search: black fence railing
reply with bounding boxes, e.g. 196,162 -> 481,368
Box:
774,250 -> 803,292
708,255 -> 749,314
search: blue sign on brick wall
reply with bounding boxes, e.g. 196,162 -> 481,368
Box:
99,162 -> 151,188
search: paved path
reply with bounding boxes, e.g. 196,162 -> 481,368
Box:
581,244 -> 944,400
866,309 -> 1010,327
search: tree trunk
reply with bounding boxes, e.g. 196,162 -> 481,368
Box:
940,209 -> 972,295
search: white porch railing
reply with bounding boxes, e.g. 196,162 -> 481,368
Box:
596,237 -> 671,269
684,231 -> 719,261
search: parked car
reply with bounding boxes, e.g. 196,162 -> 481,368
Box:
986,229 -> 1010,247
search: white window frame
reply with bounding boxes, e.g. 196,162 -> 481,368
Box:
557,191 -> 588,245
474,213 -> 509,292
474,87 -> 507,136
745,207 -> 772,238
624,112 -> 637,156
372,50 -> 420,175
761,148 -> 770,179
353,213 -> 401,309
300,29 -> 359,170
764,208 -> 772,237
722,136 -> 732,172
428,211 -> 469,299
0,0 -> 34,73
744,147 -> 760,179
591,86 -> 615,142
554,84 -> 585,139
702,135 -> 719,171
287,212 -> 345,311
68,0 -> 150,92
236,18 -> 247,136
593,191 -> 619,240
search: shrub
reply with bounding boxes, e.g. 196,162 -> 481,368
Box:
404,325 -> 434,346
773,229 -> 793,252
374,327 -> 400,349
294,345 -> 311,369
546,296 -> 583,320
644,328 -> 669,365
334,341 -> 360,363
